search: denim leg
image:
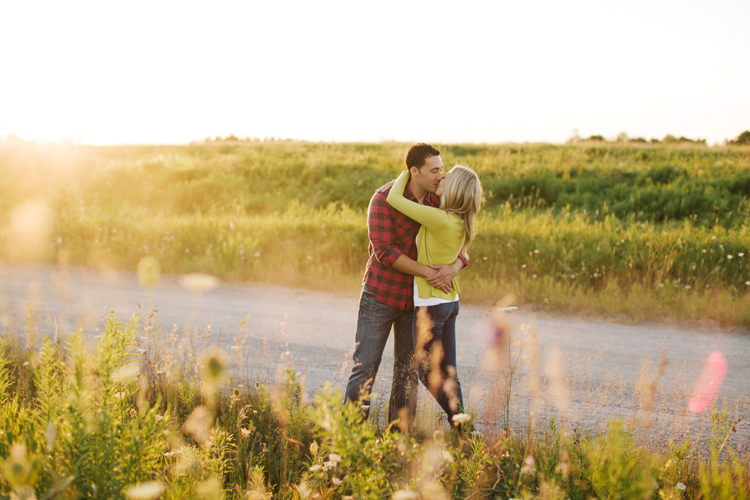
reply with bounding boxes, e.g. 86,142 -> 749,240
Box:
390,307 -> 418,424
440,301 -> 463,412
412,302 -> 463,419
344,287 -> 406,420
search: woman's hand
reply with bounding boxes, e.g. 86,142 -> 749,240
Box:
427,265 -> 455,294
427,264 -> 458,293
375,179 -> 396,193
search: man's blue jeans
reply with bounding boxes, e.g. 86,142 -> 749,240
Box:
412,301 -> 464,420
344,286 -> 418,425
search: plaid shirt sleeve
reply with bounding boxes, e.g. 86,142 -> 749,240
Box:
367,192 -> 402,266
458,252 -> 469,269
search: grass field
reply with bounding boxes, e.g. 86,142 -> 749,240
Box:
2,140 -> 750,325
2,140 -> 750,497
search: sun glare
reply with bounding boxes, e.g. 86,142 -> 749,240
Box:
1,0 -> 748,145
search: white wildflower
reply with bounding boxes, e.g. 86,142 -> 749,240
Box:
332,477 -> 342,485
309,464 -> 321,472
452,413 -> 471,424
521,455 -> 536,475
392,491 -> 418,500
124,481 -> 165,499
676,482 -> 686,491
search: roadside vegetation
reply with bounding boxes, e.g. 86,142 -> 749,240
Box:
2,139 -> 750,325
0,309 -> 747,499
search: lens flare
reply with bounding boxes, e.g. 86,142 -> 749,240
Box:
688,351 -> 727,413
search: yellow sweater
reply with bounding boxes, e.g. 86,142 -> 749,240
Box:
386,171 -> 465,301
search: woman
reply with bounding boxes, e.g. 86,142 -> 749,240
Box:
386,165 -> 482,424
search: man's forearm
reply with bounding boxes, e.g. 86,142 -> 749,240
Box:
392,254 -> 435,279
451,256 -> 464,273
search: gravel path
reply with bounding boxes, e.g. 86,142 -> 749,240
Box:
1,263 -> 748,450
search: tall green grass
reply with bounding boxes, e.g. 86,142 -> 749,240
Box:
1,141 -> 750,324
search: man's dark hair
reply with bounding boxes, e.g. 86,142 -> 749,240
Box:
405,143 -> 440,170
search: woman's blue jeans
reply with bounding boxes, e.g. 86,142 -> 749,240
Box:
412,301 -> 464,420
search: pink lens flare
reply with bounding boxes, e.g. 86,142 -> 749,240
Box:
688,351 -> 727,413
474,319 -> 505,348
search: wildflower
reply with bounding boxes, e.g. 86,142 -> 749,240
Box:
532,274 -> 537,278
441,450 -> 454,463
254,251 -> 261,257
22,361 -> 30,366
163,451 -> 176,457
684,285 -> 691,289
740,253 -> 745,257
521,455 -> 536,475
727,255 -> 733,259
746,281 -> 750,286
393,491 -> 418,500
230,345 -> 241,350
155,415 -> 163,421
323,461 -> 335,470
328,453 -> 342,463
498,306 -> 517,313
534,249 -> 539,253
711,235 -> 717,240
240,428 -> 251,438
452,413 -> 471,425
332,477 -> 342,485
297,482 -> 312,499
676,482 -> 686,491
521,264 -> 526,268
702,249 -> 707,253
114,392 -> 125,400
309,464 -> 321,472
124,481 -> 165,499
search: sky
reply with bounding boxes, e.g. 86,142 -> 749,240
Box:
1,0 -> 749,145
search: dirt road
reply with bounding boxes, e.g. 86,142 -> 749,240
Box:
1,263 -> 748,444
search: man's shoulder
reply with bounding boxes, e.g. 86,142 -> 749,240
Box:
368,190 -> 391,210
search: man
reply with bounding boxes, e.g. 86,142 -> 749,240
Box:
344,143 -> 468,428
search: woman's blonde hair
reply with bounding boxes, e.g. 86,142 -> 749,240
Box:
441,165 -> 483,250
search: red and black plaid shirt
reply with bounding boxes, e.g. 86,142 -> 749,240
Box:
364,183 -> 467,310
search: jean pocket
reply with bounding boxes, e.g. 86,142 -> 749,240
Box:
427,303 -> 453,324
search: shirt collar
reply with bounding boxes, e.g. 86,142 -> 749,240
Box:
402,182 -> 439,206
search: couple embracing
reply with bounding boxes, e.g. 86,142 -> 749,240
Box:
344,143 -> 483,430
